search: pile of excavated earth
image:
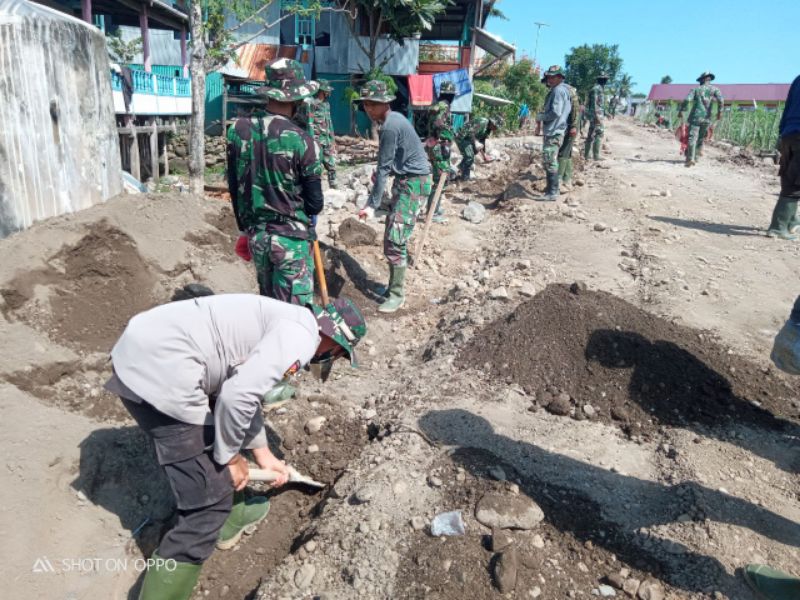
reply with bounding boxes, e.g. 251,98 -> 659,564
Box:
0,119 -> 797,600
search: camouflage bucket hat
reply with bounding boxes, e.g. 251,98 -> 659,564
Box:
318,79 -> 333,93
311,297 -> 367,366
357,80 -> 396,103
439,81 -> 457,96
259,58 -> 319,102
697,71 -> 715,82
545,65 -> 565,78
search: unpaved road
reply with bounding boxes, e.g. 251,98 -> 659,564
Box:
0,118 -> 797,600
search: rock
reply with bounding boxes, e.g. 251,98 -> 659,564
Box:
489,466 -> 507,481
358,521 -> 371,534
410,516 -> 426,531
355,193 -> 370,209
519,284 -> 537,297
531,534 -> 545,549
611,406 -> 630,421
583,404 -> 596,418
462,201 -> 487,224
493,548 -> 518,593
475,492 -> 545,530
606,573 -> 625,589
491,528 -> 515,552
324,189 -> 349,209
338,217 -> 377,246
294,563 -> 315,589
530,586 -> 542,598
546,394 -> 572,416
623,578 -> 641,597
353,486 -> 374,504
427,475 -> 443,488
598,584 -> 617,597
594,222 -> 608,232
305,416 -> 326,434
490,286 -> 510,300
570,281 -> 587,294
637,579 -> 664,600
304,540 -> 317,552
307,444 -> 320,453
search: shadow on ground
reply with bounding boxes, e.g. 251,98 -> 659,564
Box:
650,215 -> 763,237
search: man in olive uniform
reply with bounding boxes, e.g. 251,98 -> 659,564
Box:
559,78 -> 581,191
227,59 -> 323,306
584,72 -> 608,161
678,71 -> 724,167
356,80 -> 432,313
455,114 -> 502,181
536,65 -> 572,200
426,80 -> 456,222
296,79 -> 339,189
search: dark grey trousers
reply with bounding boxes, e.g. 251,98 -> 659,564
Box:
121,398 -> 233,564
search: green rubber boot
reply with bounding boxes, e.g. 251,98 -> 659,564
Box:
557,159 -> 568,181
767,197 -> 799,241
744,564 -> 800,600
562,158 -> 573,185
592,135 -> 602,160
327,171 -> 339,190
378,265 -> 406,313
216,492 -> 270,550
138,552 -> 202,600
583,138 -> 591,160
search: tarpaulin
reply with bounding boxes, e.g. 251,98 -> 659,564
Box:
432,69 -> 472,98
408,74 -> 434,106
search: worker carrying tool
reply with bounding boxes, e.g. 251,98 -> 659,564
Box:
355,80 -> 432,314
227,58 -> 323,306
105,289 -> 366,600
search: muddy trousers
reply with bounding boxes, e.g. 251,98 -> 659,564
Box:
120,397 -> 234,564
686,120 -> 711,163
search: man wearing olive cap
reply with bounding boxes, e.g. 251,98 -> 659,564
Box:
296,79 -> 339,189
107,291 -> 366,599
227,58 -> 323,306
678,71 -> 724,167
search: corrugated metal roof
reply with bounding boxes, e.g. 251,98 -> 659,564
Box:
648,83 -> 791,103
234,44 -> 280,81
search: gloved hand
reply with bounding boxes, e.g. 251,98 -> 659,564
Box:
358,206 -> 375,221
235,234 -> 252,262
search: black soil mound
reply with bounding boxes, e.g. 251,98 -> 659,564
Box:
338,217 -> 378,247
459,284 -> 798,439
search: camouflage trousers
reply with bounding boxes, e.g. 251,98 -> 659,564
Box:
428,141 -> 451,214
584,119 -> 604,159
686,120 -> 711,163
384,174 -> 433,267
248,230 -> 315,306
542,134 -> 563,175
320,142 -> 337,173
456,139 -> 476,173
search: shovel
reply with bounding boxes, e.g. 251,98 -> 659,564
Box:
248,465 -> 326,489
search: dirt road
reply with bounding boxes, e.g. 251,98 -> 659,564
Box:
0,118 -> 796,600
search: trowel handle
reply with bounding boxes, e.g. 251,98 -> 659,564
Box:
248,468 -> 284,482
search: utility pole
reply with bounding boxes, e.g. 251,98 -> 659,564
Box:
533,21 -> 549,69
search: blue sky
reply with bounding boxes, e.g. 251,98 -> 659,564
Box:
486,0 -> 800,94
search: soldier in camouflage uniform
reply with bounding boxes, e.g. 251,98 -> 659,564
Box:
425,80 -> 456,222
678,71 -> 724,167
536,65 -> 572,201
296,79 -> 339,188
226,58 -> 324,307
356,80 -> 432,313
558,76 -> 581,191
455,114 -> 502,180
584,72 -> 608,160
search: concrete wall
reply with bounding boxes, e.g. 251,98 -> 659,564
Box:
0,0 -> 122,237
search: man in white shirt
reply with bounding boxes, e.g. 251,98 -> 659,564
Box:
106,291 -> 366,599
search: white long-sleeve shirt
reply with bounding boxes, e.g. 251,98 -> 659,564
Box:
106,295 -> 319,464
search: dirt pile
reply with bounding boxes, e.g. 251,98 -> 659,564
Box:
1,220 -> 157,352
338,216 -> 378,247
459,283 -> 799,439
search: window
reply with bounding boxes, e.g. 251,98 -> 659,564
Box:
296,13 -> 314,45
315,10 -> 332,47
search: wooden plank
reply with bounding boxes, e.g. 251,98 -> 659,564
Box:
127,116 -> 141,181
149,118 -> 159,182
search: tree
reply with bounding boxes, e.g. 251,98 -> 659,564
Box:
563,43 -> 623,102
660,75 -> 673,84
336,0 -> 451,72
473,58 -> 547,131
617,73 -> 634,97
106,30 -> 143,64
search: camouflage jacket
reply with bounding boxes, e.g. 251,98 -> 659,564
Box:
227,111 -> 323,239
427,100 -> 454,142
586,83 -> 606,120
295,98 -> 334,147
680,83 -> 724,123
565,84 -> 580,130
457,116 -> 490,144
